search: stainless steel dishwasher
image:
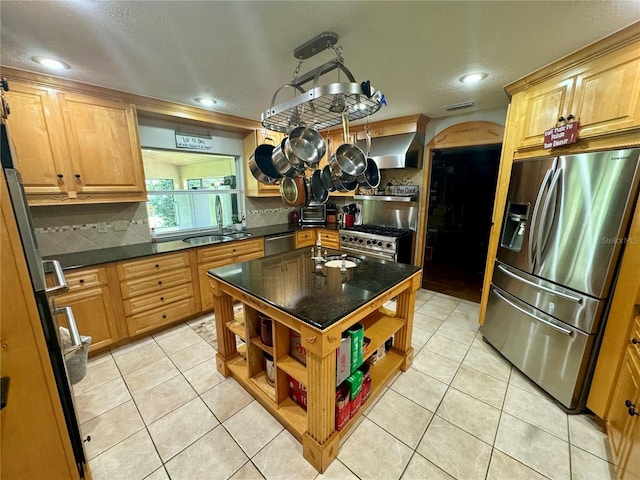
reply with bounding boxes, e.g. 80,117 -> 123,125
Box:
264,232 -> 295,256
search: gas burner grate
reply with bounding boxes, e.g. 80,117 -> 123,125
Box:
344,225 -> 412,238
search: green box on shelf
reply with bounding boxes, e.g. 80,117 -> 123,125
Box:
348,322 -> 364,372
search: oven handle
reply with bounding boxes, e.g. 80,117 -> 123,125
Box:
341,245 -> 395,261
53,305 -> 83,354
493,288 -> 572,336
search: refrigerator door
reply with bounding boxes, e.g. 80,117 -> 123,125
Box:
535,149 -> 640,298
482,285 -> 593,409
496,156 -> 557,273
493,261 -> 603,333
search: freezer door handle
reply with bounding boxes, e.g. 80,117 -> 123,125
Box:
528,167 -> 554,266
493,289 -> 573,336
53,306 -> 82,354
497,264 -> 583,304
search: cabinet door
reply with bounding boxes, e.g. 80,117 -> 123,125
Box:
570,44 -> 640,139
607,351 -> 640,465
318,229 -> 340,250
4,82 -> 69,195
55,286 -> 120,352
58,92 -> 146,195
513,77 -> 575,150
296,229 -> 316,249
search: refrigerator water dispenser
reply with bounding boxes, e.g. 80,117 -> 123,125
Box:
501,202 -> 529,252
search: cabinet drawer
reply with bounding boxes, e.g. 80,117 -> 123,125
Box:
197,238 -> 264,263
123,283 -> 194,316
54,267 -> 106,291
296,229 -> 316,248
120,266 -> 192,299
318,230 -> 340,249
235,250 -> 265,263
126,297 -> 197,337
117,252 -> 190,280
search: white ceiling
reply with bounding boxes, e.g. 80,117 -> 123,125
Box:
1,1 -> 639,126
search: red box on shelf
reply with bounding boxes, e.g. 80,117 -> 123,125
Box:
290,331 -> 307,365
290,388 -> 307,410
287,375 -> 307,394
336,383 -> 350,431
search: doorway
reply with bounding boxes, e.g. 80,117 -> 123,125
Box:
422,144 -> 501,302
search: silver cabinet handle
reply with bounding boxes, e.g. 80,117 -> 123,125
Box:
54,306 -> 82,354
493,288 -> 572,336
529,167 -> 554,266
43,260 -> 68,295
497,264 -> 583,304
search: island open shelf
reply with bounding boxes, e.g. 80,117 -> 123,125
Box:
207,248 -> 421,472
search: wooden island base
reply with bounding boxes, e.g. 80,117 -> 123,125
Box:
208,270 -> 421,472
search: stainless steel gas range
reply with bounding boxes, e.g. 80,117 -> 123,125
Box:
339,225 -> 414,263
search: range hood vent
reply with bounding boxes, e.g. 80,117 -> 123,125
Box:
356,132 -> 424,169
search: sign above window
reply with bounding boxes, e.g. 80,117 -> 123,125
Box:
175,133 -> 213,151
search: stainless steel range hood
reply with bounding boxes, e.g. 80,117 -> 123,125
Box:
356,132 -> 424,169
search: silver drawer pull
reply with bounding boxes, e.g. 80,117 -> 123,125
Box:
44,260 -> 69,296
497,264 -> 582,304
493,289 -> 572,336
54,306 -> 82,354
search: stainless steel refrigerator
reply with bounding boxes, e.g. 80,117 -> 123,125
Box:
481,148 -> 640,411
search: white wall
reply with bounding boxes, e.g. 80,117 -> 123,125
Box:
425,107 -> 508,144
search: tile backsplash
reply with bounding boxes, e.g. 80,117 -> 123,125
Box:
30,202 -> 151,257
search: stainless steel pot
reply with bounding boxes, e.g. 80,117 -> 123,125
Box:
332,176 -> 358,193
331,111 -> 366,178
250,142 -> 281,184
356,158 -> 380,189
284,126 -> 326,168
272,138 -> 300,178
320,164 -> 336,192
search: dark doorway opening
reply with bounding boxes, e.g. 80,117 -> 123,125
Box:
422,144 -> 501,302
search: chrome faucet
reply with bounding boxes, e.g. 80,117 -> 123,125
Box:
215,195 -> 223,234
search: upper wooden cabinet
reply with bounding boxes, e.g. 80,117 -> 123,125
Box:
4,80 -> 147,205
242,129 -> 284,197
509,40 -> 640,152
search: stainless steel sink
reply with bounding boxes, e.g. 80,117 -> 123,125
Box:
183,235 -> 228,245
224,232 -> 253,240
182,231 -> 252,245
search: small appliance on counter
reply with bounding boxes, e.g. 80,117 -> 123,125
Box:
301,201 -> 326,224
326,203 -> 338,224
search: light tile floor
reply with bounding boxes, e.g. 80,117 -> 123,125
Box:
73,289 -> 616,480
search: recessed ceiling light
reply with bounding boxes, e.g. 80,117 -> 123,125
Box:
31,56 -> 70,70
459,72 -> 488,84
195,97 -> 217,107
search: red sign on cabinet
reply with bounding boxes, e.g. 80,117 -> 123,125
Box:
543,121 -> 580,149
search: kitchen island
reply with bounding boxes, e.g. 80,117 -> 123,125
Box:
207,248 -> 421,472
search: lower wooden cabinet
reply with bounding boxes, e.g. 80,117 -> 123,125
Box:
117,252 -> 197,336
295,228 -> 340,250
608,311 -> 640,480
296,229 -> 315,249
54,266 -> 120,352
317,228 -> 340,250
197,238 -> 264,311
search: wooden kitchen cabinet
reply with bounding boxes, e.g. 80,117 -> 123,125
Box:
607,344 -> 640,480
117,252 -> 197,336
197,237 -> 264,311
4,80 -> 146,205
53,267 -> 121,352
242,129 -> 284,197
296,229 -> 316,249
509,40 -> 640,153
317,229 -> 340,250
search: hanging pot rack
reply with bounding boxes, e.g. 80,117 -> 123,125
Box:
261,33 -> 385,134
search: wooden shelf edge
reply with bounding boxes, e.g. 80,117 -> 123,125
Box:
278,355 -> 308,385
249,336 -> 274,356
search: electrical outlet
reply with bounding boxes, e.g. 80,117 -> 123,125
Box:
97,222 -> 109,233
113,220 -> 129,231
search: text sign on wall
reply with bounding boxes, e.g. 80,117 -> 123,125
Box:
543,122 -> 580,149
175,133 -> 213,151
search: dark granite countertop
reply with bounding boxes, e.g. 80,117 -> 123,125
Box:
207,248 -> 421,330
45,223 -> 341,270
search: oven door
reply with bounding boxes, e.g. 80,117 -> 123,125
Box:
341,245 -> 396,261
